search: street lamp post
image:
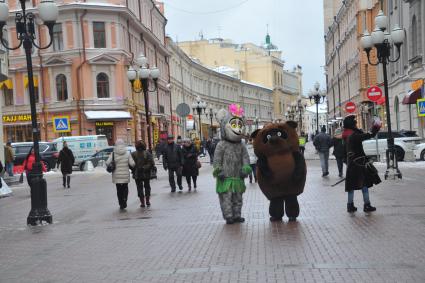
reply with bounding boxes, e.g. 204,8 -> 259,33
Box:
127,53 -> 160,151
207,107 -> 215,138
309,82 -> 326,134
360,10 -> 404,180
0,0 -> 58,225
192,96 -> 207,140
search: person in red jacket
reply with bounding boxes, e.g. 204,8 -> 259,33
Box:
22,148 -> 46,187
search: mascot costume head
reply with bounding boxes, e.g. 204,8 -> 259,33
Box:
216,104 -> 245,143
251,121 -> 307,222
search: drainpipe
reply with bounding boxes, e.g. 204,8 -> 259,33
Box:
76,8 -> 88,135
126,17 -> 137,143
166,55 -> 172,135
37,27 -> 47,140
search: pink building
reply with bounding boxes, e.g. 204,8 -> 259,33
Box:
2,0 -> 170,146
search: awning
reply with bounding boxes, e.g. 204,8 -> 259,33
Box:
0,79 -> 13,89
24,76 -> 39,88
85,111 -> 132,121
402,88 -> 422,105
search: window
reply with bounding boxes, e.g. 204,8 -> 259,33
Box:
52,23 -> 63,51
56,74 -> 68,101
96,73 -> 109,98
412,16 -> 418,57
93,22 -> 106,48
2,86 -> 13,106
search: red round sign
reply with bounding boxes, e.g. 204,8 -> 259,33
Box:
367,85 -> 383,102
345,102 -> 356,113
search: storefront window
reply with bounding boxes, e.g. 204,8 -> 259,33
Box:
5,125 -> 33,142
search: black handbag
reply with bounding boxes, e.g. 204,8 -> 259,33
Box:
106,153 -> 116,173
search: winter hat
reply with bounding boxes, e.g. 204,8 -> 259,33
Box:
343,115 -> 356,130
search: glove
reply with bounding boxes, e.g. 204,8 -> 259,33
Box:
240,171 -> 248,179
218,173 -> 225,181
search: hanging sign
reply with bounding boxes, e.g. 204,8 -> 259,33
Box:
417,98 -> 425,117
367,86 -> 383,102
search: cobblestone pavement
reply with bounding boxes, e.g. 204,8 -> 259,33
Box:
0,156 -> 425,283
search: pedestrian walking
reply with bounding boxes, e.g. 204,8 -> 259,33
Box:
131,140 -> 155,207
4,142 -> 14,176
299,135 -> 306,156
313,125 -> 333,177
246,138 -> 257,183
332,128 -> 345,178
57,141 -> 75,188
106,139 -> 135,210
206,138 -> 217,164
22,148 -> 46,188
182,139 -> 199,191
162,135 -> 184,192
343,115 -> 381,213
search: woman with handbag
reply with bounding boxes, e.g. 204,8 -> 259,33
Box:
182,139 -> 199,191
22,148 -> 47,188
57,141 -> 75,189
343,115 -> 381,213
106,139 -> 135,210
131,140 -> 155,207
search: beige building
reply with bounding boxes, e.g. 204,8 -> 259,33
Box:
168,38 -> 274,138
177,35 -> 302,120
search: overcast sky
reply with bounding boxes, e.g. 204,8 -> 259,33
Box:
162,0 -> 326,95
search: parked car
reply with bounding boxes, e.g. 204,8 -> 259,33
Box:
79,146 -> 136,171
414,143 -> 425,160
12,142 -> 59,171
362,131 -> 422,161
53,135 -> 109,165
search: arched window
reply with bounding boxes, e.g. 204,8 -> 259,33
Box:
394,96 -> 400,131
412,16 -> 418,57
56,74 -> 68,101
96,73 -> 109,98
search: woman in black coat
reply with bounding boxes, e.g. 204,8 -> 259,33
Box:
131,140 -> 155,207
57,141 -> 75,188
343,116 -> 381,213
332,128 -> 345,178
182,139 -> 199,191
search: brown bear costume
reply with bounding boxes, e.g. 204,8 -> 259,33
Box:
251,121 -> 307,222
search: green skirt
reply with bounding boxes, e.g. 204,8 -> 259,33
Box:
216,177 -> 246,194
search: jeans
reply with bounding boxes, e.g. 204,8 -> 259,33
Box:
5,162 -> 13,176
318,151 -> 329,174
116,183 -> 129,207
249,164 -> 257,182
348,187 -> 370,204
168,167 -> 182,190
336,157 -> 344,176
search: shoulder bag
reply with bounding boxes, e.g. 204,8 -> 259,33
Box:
106,152 -> 116,173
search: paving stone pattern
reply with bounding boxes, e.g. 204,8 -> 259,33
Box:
0,153 -> 425,282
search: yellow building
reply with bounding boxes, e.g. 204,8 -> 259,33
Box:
178,35 -> 302,120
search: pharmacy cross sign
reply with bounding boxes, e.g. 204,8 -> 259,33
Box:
53,116 -> 71,133
367,85 -> 383,102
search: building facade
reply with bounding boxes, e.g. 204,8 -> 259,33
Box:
325,0 -> 384,132
177,36 -> 301,121
387,0 -> 425,137
2,0 -> 169,146
167,38 -> 274,138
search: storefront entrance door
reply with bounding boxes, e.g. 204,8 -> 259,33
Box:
96,125 -> 114,145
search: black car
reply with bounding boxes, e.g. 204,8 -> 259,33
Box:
12,142 -> 59,171
79,146 -> 136,171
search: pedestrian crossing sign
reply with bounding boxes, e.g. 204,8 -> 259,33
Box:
417,98 -> 425,117
53,116 -> 71,133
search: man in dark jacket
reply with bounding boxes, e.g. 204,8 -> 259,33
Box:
313,126 -> 333,177
163,135 -> 184,192
332,128 -> 345,177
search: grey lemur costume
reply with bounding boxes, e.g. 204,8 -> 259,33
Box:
213,105 -> 251,225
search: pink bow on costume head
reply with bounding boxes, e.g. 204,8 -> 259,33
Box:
229,104 -> 244,118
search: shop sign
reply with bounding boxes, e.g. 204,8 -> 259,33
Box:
3,114 -> 32,123
417,98 -> 425,117
412,79 -> 424,91
95,121 -> 114,127
153,128 -> 159,144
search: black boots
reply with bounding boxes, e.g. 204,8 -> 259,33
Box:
347,203 -> 357,213
145,196 -> 151,207
347,203 -> 376,213
62,176 -> 66,188
364,203 -> 376,212
140,197 -> 145,208
62,176 -> 70,188
66,176 -> 70,188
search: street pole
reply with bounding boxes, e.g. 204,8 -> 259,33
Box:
198,110 -> 202,141
316,101 -> 319,134
142,81 -> 152,151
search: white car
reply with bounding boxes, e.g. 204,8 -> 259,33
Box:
414,143 -> 425,160
362,131 -> 422,161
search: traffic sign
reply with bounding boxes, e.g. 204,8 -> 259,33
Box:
417,98 -> 425,117
367,85 -> 383,102
53,116 -> 71,133
345,102 -> 356,113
